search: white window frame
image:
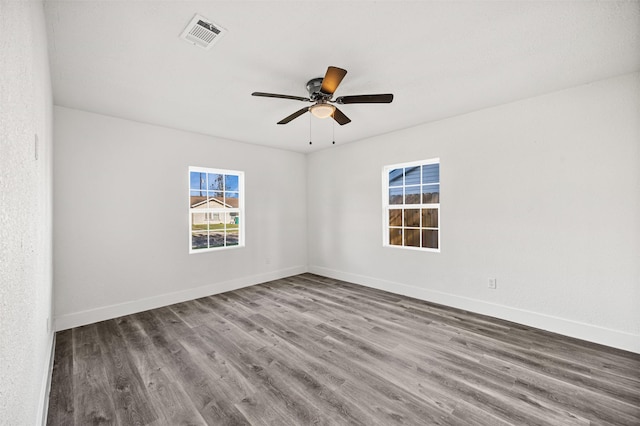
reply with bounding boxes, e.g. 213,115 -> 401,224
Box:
382,158 -> 440,252
189,166 -> 245,253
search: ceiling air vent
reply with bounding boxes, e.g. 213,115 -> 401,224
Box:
180,14 -> 227,50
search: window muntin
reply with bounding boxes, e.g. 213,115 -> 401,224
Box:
189,167 -> 244,253
383,159 -> 440,252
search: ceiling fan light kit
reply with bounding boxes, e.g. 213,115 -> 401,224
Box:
310,103 -> 335,119
252,66 -> 394,127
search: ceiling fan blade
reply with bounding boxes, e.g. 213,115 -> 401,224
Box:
252,92 -> 310,102
332,107 -> 351,125
277,106 -> 309,124
320,66 -> 347,96
335,94 -> 394,104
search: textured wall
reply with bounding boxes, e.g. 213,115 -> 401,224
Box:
308,73 -> 640,353
0,0 -> 54,425
53,107 -> 307,328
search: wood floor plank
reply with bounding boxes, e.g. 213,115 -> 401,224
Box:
48,274 -> 640,425
72,324 -> 118,425
131,311 -> 251,425
483,353 -> 640,425
248,298 -> 453,424
113,316 -> 208,426
94,320 -> 158,425
249,319 -> 398,425
161,308 -> 259,401
195,323 -> 327,425
46,330 -> 74,425
249,311 -> 454,424
448,332 -> 640,408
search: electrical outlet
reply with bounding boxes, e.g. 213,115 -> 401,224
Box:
488,278 -> 497,289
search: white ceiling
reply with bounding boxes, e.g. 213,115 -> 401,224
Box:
44,1 -> 640,153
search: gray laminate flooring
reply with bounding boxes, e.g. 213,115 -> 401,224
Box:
47,273 -> 640,425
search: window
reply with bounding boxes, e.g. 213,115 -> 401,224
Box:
383,158 -> 440,251
189,167 -> 244,252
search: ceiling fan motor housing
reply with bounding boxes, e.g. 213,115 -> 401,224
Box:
306,78 -> 330,101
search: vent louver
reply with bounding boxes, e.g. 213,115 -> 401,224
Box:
180,14 -> 227,50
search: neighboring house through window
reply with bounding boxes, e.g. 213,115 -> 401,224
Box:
189,167 -> 244,252
383,158 -> 440,251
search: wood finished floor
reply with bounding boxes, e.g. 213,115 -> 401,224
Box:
47,274 -> 640,425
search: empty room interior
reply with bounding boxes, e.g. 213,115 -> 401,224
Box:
2,1 -> 640,425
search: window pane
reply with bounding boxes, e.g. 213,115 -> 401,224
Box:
191,212 -> 208,232
389,187 -> 403,205
422,184 -> 440,204
226,230 -> 239,246
225,174 -> 239,191
404,209 -> 420,227
405,186 -> 420,204
209,231 -> 225,248
405,229 -> 420,247
404,166 -> 420,185
190,190 -> 207,208
388,168 -> 403,187
192,211 -> 209,249
224,212 -> 238,227
224,191 -> 239,209
209,212 -> 223,226
389,209 -> 402,227
192,232 -> 208,250
422,230 -> 438,249
422,164 -> 439,184
422,208 -> 438,228
208,173 -> 223,191
208,191 -> 224,208
190,171 -> 206,190
389,228 -> 403,246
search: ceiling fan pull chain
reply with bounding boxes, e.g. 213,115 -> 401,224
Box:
332,119 -> 335,145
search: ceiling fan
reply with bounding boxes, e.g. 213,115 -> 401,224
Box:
252,66 -> 393,125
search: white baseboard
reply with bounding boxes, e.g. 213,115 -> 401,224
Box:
37,331 -> 55,426
309,265 -> 640,354
54,266 -> 307,331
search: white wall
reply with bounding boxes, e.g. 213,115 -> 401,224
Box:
308,72 -> 640,353
0,1 -> 54,424
53,107 -> 307,329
